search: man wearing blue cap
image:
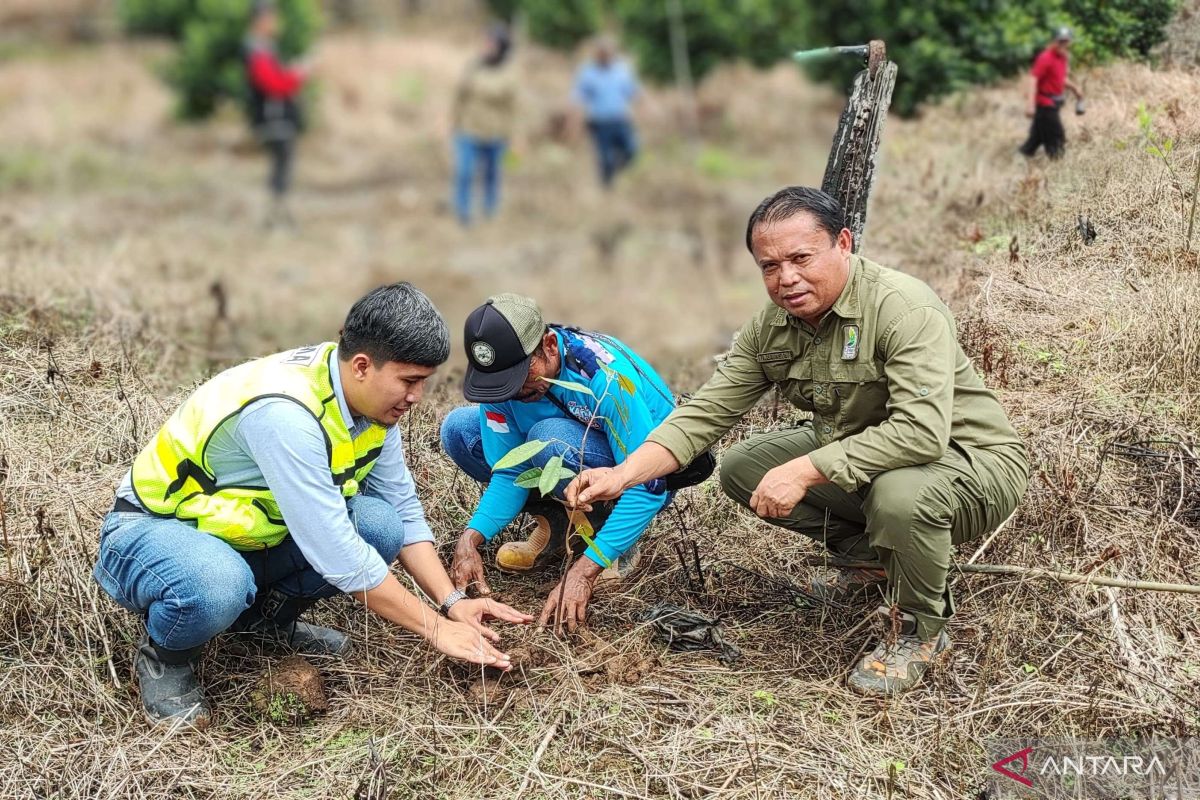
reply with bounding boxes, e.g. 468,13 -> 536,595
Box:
440,294 -> 710,631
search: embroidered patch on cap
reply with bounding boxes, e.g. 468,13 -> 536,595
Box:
472,341 -> 496,367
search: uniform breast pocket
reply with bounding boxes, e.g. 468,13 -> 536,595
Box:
830,361 -> 889,424
761,359 -> 813,411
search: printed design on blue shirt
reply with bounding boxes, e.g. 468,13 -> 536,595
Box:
566,398 -> 603,431
559,328 -> 615,380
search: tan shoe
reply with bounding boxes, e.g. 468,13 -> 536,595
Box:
847,608 -> 951,696
596,542 -> 642,585
808,567 -> 886,604
495,501 -> 614,572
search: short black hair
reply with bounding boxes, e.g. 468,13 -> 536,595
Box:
745,186 -> 847,252
339,282 -> 450,367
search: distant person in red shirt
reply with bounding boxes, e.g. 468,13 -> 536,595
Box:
244,0 -> 310,227
1019,26 -> 1085,160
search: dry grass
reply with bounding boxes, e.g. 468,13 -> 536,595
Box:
2,19 -> 1199,800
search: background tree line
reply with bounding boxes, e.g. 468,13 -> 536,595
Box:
119,0 -> 1176,119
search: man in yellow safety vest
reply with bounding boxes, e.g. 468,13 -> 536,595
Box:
93,282 -> 531,728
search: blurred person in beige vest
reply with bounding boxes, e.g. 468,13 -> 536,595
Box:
451,24 -> 519,225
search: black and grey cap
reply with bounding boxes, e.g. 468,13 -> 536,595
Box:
462,293 -> 546,402
1054,26 -> 1074,41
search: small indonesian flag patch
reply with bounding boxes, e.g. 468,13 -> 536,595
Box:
485,410 -> 509,434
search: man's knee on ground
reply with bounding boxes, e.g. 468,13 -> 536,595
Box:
348,494 -> 407,562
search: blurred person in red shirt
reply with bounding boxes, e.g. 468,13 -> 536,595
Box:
244,0 -> 310,226
1019,26 -> 1085,160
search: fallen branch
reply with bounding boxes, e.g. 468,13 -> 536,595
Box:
515,711 -> 564,799
806,557 -> 1200,595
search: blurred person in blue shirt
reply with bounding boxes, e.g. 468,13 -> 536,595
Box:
572,36 -> 640,187
441,294 -> 707,632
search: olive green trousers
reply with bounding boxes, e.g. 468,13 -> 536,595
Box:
719,426 -> 1028,640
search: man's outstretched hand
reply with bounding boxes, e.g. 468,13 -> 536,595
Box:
448,596 -> 533,641
427,617 -> 514,669
565,467 -> 626,512
537,558 -> 603,634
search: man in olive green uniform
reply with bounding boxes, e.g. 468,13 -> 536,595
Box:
568,186 -> 1027,696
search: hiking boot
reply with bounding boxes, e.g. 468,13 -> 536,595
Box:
134,634 -> 210,729
596,542 -> 642,585
230,589 -> 350,657
808,567 -> 887,604
496,499 -> 614,572
847,607 -> 951,697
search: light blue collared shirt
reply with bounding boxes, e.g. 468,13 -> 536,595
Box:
117,348 -> 433,593
572,59 -> 639,122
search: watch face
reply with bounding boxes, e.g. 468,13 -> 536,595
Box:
472,341 -> 496,367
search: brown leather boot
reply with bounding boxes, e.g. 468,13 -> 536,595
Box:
496,499 -> 613,572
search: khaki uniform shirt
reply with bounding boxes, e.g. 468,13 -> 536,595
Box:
648,255 -> 1025,493
453,61 -> 518,142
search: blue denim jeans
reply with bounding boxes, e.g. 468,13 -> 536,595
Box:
453,132 -> 506,225
439,405 -> 616,499
586,119 -> 637,186
93,494 -> 406,651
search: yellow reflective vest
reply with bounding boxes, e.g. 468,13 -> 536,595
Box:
130,342 -> 388,550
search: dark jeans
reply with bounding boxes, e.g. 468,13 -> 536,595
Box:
266,137 -> 296,197
587,119 -> 637,186
453,133 -> 507,225
1019,105 -> 1065,159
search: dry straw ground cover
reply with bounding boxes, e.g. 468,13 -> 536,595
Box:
1,26 -> 1198,800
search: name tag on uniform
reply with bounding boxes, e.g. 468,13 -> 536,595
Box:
756,351 -> 792,363
841,325 -> 860,361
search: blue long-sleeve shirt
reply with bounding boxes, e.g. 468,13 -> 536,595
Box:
467,328 -> 674,566
117,348 -> 433,593
572,59 -> 639,122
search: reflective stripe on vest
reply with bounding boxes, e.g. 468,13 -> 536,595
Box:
129,342 -> 388,550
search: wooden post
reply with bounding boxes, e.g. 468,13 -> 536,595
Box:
820,40 -> 897,252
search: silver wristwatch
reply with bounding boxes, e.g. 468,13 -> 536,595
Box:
439,589 -> 468,617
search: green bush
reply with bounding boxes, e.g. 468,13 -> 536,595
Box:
117,0 -> 193,37
118,0 -> 321,120
486,0 -> 604,50
492,0 -> 1176,116
802,0 -> 1177,115
615,0 -> 808,84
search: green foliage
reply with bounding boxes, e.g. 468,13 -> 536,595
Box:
1138,101 -> 1176,163
118,0 -> 321,120
614,0 -> 809,84
494,0 -> 1174,115
486,0 -> 604,50
492,439 -> 550,471
802,0 -> 1177,116
118,0 -> 193,37
541,376 -> 594,396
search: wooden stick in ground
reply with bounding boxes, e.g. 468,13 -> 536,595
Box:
515,711 -> 564,799
807,557 -> 1200,595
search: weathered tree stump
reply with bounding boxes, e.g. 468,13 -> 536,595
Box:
821,41 -> 898,252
